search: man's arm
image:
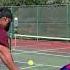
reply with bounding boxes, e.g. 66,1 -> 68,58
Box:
0,45 -> 18,70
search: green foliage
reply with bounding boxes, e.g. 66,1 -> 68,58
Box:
53,0 -> 63,4
0,0 -> 25,6
33,0 -> 48,5
24,0 -> 35,5
0,0 -> 70,6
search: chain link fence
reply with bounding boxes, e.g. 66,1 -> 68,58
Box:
8,5 -> 70,39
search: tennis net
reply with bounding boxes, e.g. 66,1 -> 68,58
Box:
11,34 -> 70,52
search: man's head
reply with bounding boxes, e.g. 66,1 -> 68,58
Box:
0,7 -> 13,31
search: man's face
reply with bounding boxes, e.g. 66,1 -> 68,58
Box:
0,17 -> 10,28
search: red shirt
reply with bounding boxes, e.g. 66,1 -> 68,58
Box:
0,28 -> 9,47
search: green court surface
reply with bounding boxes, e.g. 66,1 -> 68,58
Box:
0,47 -> 70,70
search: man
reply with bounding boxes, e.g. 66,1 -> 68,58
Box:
0,7 -> 18,70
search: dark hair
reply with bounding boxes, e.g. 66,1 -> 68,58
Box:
0,7 -> 13,31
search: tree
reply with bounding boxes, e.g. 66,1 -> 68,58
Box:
0,0 -> 25,6
53,0 -> 63,4
0,0 -> 70,6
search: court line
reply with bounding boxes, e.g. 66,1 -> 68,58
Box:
12,48 -> 70,55
15,61 -> 27,64
0,59 -> 61,67
13,46 -> 70,53
12,50 -> 70,58
0,61 -> 61,69
0,61 -> 27,66
21,64 -> 60,70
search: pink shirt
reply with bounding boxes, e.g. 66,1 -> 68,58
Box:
0,28 -> 9,47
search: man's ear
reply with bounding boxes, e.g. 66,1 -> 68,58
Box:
5,18 -> 11,31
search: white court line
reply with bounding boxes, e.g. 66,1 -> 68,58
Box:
21,64 -> 60,70
12,48 -> 70,55
13,45 -> 70,51
12,49 -> 38,53
0,61 -> 61,69
12,50 -> 70,58
0,61 -> 27,66
15,61 -> 27,64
